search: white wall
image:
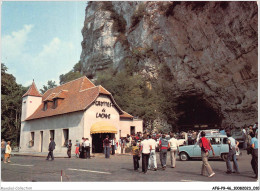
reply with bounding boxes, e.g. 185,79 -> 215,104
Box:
21,96 -> 42,122
20,111 -> 84,154
119,118 -> 143,137
84,95 -> 121,143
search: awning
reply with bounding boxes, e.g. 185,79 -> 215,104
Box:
90,121 -> 118,134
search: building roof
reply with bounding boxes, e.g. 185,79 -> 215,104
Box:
25,76 -> 132,121
120,111 -> 134,119
22,81 -> 42,97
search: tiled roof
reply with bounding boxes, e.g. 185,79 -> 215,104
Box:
98,85 -> 111,95
22,81 -> 42,97
120,111 -> 134,119
25,76 -> 133,121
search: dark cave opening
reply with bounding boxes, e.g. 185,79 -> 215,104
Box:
177,95 -> 222,131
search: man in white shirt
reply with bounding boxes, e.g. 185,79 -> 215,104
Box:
140,134 -> 152,174
84,138 -> 91,159
148,136 -> 157,171
168,133 -> 179,168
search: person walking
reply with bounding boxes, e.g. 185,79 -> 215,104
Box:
1,139 -> 6,161
250,132 -> 258,179
168,133 -> 179,168
148,136 -> 157,171
159,134 -> 170,170
103,135 -> 111,158
199,131 -> 215,177
226,131 -> 240,174
132,142 -> 140,171
67,140 -> 72,158
46,138 -> 56,161
85,138 -> 91,159
140,134 -> 151,174
4,141 -> 12,163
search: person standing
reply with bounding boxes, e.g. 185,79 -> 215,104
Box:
103,135 -> 111,158
168,133 -> 179,168
250,132 -> 258,179
117,137 -> 122,154
4,141 -> 12,163
79,137 -> 85,158
140,134 -> 151,174
111,137 -> 115,155
199,131 -> 215,177
114,138 -> 117,154
1,139 -> 6,161
46,138 -> 56,161
122,138 -> 126,154
225,131 -> 240,174
132,142 -> 140,171
67,140 -> 72,158
85,138 -> 91,159
159,134 -> 170,170
75,140 -> 80,158
148,136 -> 157,171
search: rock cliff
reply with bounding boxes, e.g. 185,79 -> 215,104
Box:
80,1 -> 258,128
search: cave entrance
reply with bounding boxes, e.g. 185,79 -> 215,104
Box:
177,95 -> 222,131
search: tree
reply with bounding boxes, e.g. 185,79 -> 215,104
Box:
1,63 -> 27,146
59,61 -> 84,85
40,80 -> 57,94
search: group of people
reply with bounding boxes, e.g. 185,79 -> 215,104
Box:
197,128 -> 258,179
1,139 -> 12,163
132,133 -> 180,174
75,137 -> 91,159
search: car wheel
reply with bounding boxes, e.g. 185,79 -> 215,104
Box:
179,152 -> 189,161
221,153 -> 228,161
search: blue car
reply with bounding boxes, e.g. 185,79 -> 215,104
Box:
179,134 -> 240,161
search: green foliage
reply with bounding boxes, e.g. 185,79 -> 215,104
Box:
1,63 -> 27,146
59,61 -> 84,85
40,80 -> 57,94
96,65 -> 178,132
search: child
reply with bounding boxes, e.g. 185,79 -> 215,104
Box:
4,141 -> 12,163
132,142 -> 140,171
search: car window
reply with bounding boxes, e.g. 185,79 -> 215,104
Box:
209,137 -> 221,145
223,137 -> 228,144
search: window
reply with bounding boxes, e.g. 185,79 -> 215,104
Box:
50,130 -> 55,140
62,129 -> 69,147
53,99 -> 58,109
30,132 -> 35,147
209,137 -> 221,145
43,102 -> 48,111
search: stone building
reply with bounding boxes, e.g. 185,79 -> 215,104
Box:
19,76 -> 143,154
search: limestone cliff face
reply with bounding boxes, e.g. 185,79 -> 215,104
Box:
80,1 -> 258,127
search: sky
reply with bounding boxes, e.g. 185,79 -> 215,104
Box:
1,1 -> 88,89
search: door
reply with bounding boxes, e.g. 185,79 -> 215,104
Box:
192,142 -> 201,157
131,126 -> 135,135
209,137 -> 221,157
40,131 -> 43,152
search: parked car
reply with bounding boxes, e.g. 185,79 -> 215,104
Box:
179,134 -> 241,161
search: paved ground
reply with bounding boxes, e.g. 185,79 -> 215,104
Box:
1,150 -> 258,182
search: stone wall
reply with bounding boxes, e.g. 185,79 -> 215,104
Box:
80,2 -> 258,127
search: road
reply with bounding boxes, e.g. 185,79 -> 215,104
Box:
1,150 -> 258,182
